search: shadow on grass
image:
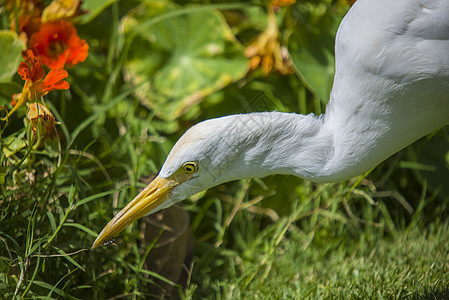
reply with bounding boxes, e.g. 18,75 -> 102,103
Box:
408,287 -> 449,300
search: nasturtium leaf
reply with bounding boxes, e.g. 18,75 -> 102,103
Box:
2,135 -> 26,158
288,3 -> 347,104
122,6 -> 249,120
289,37 -> 335,103
0,31 -> 25,83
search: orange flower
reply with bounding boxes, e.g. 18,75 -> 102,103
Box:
5,50 -> 69,119
16,13 -> 43,44
18,50 -> 45,82
18,50 -> 70,98
29,20 -> 88,69
39,68 -> 70,94
271,0 -> 296,8
6,0 -> 43,43
10,93 -> 22,107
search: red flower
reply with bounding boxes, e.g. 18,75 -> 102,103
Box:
29,20 -> 88,69
39,68 -> 70,95
17,50 -> 70,98
6,0 -> 43,43
18,50 -> 45,82
5,50 -> 69,119
17,13 -> 43,43
271,0 -> 296,8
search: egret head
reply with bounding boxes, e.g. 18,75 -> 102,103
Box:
92,114 -> 264,249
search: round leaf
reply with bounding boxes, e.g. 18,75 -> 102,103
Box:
123,8 -> 249,120
0,30 -> 25,82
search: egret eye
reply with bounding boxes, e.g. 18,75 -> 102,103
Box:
182,162 -> 198,174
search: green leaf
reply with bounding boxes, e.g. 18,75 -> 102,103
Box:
126,261 -> 177,287
45,211 -> 57,234
0,165 -> 5,185
63,222 -> 98,237
0,31 -> 25,83
76,186 -> 130,207
54,247 -> 86,271
32,280 -> 72,298
77,0 -> 116,24
412,131 -> 449,199
123,6 -> 249,120
0,82 -> 22,102
288,4 -> 346,103
2,135 -> 26,158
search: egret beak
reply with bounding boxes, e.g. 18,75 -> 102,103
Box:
92,175 -> 179,249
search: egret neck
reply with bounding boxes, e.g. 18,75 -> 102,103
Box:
92,0 -> 449,249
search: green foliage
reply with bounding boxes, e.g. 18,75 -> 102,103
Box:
0,30 -> 25,83
122,3 -> 250,119
1,0 -> 449,299
0,82 -> 23,103
77,0 -> 117,24
409,132 -> 449,199
289,1 -> 345,103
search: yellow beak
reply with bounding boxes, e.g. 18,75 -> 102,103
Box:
92,175 -> 178,249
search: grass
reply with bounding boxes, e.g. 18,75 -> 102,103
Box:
191,219 -> 449,299
1,125 -> 449,299
1,0 -> 449,299
184,173 -> 449,299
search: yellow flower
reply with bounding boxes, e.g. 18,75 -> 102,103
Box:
42,0 -> 86,23
244,7 -> 292,75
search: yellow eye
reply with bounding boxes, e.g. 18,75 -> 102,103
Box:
182,162 -> 198,174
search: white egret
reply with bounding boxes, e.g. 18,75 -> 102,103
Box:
92,0 -> 449,249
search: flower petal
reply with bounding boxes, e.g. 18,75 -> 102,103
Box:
18,49 -> 45,82
29,20 -> 88,69
42,68 -> 70,94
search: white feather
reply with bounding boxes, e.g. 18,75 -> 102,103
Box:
158,0 -> 449,207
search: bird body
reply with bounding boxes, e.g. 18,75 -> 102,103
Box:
93,0 -> 449,248
327,0 -> 449,179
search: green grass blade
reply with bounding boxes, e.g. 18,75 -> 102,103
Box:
53,246 -> 86,272
75,186 -> 130,207
63,222 -> 98,238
